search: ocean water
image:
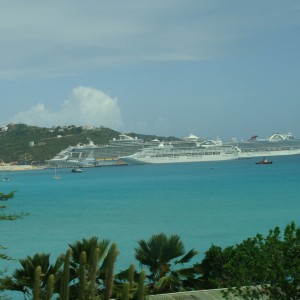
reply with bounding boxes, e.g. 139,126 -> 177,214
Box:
1,155 -> 300,297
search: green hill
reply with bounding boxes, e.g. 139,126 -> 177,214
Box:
0,123 -> 178,164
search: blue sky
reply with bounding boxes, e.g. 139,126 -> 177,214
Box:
1,1 -> 299,141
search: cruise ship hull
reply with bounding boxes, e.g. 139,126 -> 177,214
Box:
122,147 -> 300,165
121,153 -> 240,164
47,156 -> 122,168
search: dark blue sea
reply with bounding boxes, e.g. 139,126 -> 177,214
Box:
1,156 -> 300,298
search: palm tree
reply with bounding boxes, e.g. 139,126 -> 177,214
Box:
135,233 -> 199,294
2,253 -> 63,299
68,236 -> 110,277
67,236 -> 114,298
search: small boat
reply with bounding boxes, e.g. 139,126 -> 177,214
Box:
53,167 -> 61,180
256,158 -> 272,165
2,176 -> 10,182
71,167 -> 82,173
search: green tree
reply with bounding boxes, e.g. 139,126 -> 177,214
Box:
1,236 -> 120,300
135,233 -> 199,294
0,191 -> 28,298
114,263 -> 149,300
199,222 -> 300,300
0,191 -> 27,221
196,244 -> 235,289
2,253 -> 63,299
67,236 -> 115,299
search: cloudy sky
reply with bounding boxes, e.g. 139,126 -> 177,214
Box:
1,1 -> 299,140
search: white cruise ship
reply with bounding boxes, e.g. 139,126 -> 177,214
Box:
120,140 -> 242,164
232,133 -> 300,158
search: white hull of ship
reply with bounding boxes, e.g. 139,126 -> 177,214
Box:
122,148 -> 300,165
46,159 -> 80,167
47,158 -> 121,168
121,153 -> 240,164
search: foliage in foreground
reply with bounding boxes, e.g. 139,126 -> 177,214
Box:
1,237 -> 148,300
134,233 -> 199,294
199,221 -> 300,299
1,193 -> 300,300
0,191 -> 28,222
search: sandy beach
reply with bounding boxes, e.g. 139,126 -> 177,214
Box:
0,164 -> 45,171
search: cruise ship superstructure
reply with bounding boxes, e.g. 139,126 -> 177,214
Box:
234,133 -> 300,158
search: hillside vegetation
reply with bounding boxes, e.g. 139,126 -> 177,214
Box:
0,123 -> 178,164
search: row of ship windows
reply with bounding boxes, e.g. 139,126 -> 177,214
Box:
146,152 -> 221,158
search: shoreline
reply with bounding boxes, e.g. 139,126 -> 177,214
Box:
0,164 -> 45,171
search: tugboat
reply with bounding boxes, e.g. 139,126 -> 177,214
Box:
256,158 -> 272,165
71,166 -> 83,173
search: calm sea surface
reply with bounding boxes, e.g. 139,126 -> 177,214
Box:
1,156 -> 300,284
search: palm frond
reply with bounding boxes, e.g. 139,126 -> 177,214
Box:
175,249 -> 198,265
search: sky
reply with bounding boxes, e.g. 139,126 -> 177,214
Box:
1,1 -> 300,141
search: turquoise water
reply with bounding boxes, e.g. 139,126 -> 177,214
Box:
1,156 -> 300,292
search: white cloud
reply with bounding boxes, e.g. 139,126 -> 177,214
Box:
11,86 -> 123,129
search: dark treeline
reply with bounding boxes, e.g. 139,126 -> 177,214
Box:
0,123 -> 179,163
